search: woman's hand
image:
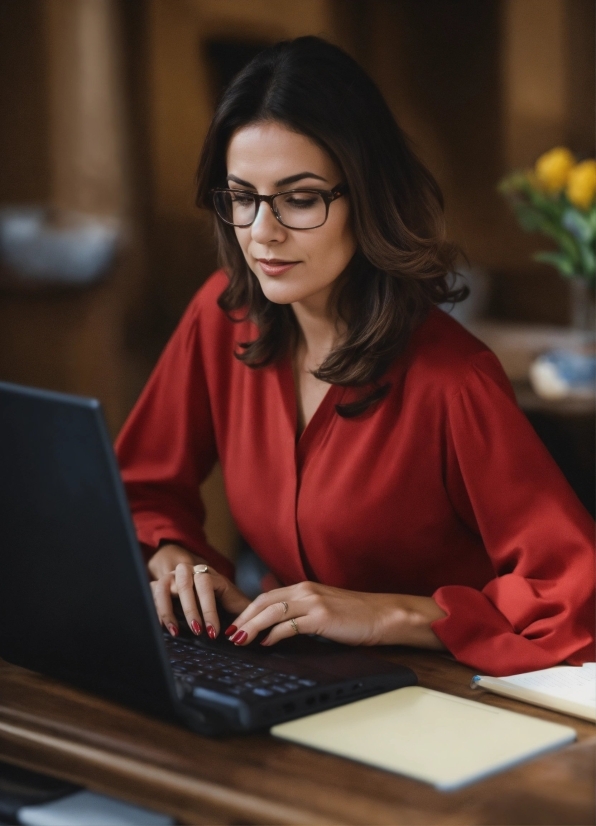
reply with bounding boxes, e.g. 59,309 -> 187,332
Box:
148,543 -> 250,638
226,581 -> 447,649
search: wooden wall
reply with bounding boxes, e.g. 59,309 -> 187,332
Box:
0,0 -> 140,436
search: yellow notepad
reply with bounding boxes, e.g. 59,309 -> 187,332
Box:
271,686 -> 576,791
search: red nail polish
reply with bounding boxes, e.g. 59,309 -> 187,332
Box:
207,624 -> 217,639
167,623 -> 178,637
232,630 -> 247,645
224,624 -> 237,637
190,619 -> 201,635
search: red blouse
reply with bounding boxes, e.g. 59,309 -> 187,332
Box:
116,271 -> 595,676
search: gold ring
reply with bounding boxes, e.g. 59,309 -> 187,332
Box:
193,564 -> 209,574
289,618 -> 299,635
280,601 -> 289,615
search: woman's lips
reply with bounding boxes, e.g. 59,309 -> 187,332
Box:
257,259 -> 299,277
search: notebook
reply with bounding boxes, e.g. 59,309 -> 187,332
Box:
471,662 -> 596,722
0,379 -> 416,736
271,686 -> 576,791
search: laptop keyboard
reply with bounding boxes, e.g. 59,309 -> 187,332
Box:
165,636 -> 319,700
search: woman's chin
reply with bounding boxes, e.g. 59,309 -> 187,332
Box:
256,278 -> 305,306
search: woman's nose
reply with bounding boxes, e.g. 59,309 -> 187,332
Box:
250,201 -> 286,244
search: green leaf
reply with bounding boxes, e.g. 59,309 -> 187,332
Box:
526,187 -> 566,223
533,251 -> 576,277
498,171 -> 530,195
563,208 -> 595,243
513,208 -> 582,267
513,204 -> 545,232
579,244 -> 596,278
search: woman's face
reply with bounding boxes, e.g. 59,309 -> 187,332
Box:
226,121 -> 357,314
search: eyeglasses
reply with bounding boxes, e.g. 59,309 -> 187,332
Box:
210,184 -> 348,230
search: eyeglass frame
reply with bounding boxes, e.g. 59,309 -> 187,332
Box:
210,183 -> 349,230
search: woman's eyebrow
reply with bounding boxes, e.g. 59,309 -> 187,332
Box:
275,172 -> 328,186
226,172 -> 328,188
227,174 -> 255,188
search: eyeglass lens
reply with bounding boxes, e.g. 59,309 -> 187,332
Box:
214,190 -> 328,229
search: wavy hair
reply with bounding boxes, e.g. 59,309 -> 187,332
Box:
196,36 -> 466,416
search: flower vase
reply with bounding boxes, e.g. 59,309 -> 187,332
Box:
530,279 -> 596,399
569,277 -> 596,341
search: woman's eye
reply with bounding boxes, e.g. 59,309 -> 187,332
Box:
284,195 -> 319,209
231,193 -> 254,206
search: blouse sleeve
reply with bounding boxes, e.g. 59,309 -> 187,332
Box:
115,292 -> 234,580
431,350 -> 595,676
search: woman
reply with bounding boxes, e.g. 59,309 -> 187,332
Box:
116,37 -> 594,676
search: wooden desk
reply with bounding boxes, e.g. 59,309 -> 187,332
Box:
0,650 -> 594,825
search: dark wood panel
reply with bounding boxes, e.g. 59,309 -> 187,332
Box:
0,651 -> 593,825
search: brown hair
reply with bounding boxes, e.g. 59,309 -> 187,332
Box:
196,36 -> 466,416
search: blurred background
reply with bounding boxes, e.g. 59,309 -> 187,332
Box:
0,0 -> 594,557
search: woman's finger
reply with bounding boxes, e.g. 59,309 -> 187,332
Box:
193,569 -> 219,638
195,569 -> 251,636
260,614 -> 313,646
150,577 -> 179,637
229,599 -> 293,645
230,588 -> 299,631
212,575 -> 252,616
174,563 -> 203,635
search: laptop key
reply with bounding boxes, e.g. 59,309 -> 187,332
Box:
252,687 -> 274,698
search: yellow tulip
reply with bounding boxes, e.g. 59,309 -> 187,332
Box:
566,159 -> 596,210
534,147 -> 575,193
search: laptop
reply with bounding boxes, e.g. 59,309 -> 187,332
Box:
0,381 -> 416,735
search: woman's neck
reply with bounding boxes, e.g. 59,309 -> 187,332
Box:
291,300 -> 341,436
291,292 -> 343,371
